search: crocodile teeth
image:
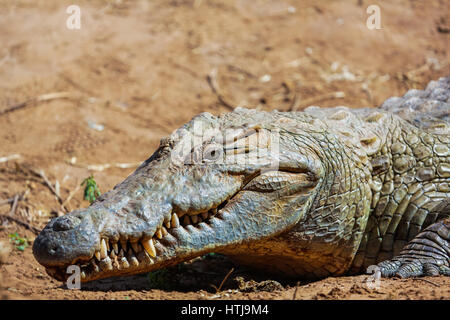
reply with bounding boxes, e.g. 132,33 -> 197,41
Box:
121,257 -> 129,269
141,251 -> 154,264
127,249 -> 139,267
81,271 -> 86,280
112,243 -> 119,254
95,251 -> 101,261
164,219 -> 171,228
161,226 -> 168,236
131,242 -> 140,253
191,215 -> 198,224
130,256 -> 139,267
92,262 -> 100,273
120,240 -> 127,252
100,256 -> 113,271
176,211 -> 185,218
171,213 -> 180,228
201,212 -> 209,220
183,215 -> 190,225
113,258 -> 121,270
142,239 -> 156,258
100,239 -> 108,259
155,228 -> 163,239
110,250 -> 116,259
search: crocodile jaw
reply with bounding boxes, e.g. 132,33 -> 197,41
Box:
34,173 -> 317,282
33,165 -> 320,282
33,111 -> 323,282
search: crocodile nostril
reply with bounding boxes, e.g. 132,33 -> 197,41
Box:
52,215 -> 81,232
49,246 -> 58,255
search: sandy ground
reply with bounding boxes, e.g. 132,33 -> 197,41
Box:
0,0 -> 449,300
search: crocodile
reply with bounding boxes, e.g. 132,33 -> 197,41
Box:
33,76 -> 450,283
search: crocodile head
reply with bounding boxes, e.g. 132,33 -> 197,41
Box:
33,108 -> 326,282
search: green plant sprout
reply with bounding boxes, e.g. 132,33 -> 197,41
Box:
81,174 -> 101,204
8,233 -> 29,251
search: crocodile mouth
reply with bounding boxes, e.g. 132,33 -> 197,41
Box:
44,169 -> 318,283
45,201 -> 228,282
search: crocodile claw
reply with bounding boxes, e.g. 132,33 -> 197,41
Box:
378,259 -> 450,278
378,219 -> 450,278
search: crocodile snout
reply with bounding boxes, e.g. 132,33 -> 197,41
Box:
33,211 -> 99,268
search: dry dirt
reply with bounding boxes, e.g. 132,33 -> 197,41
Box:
0,0 -> 449,300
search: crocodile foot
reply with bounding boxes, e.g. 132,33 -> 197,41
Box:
378,219 -> 450,278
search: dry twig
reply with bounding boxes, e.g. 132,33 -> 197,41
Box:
0,214 -> 40,234
0,197 -> 15,206
289,91 -> 345,111
68,161 -> 141,172
206,69 -> 235,110
9,195 -> 19,216
413,278 -> 440,287
0,191 -> 39,234
0,190 -> 28,207
0,154 -> 21,163
211,267 -> 235,293
61,182 -> 82,211
0,92 -> 77,116
292,281 -> 300,300
28,169 -> 69,213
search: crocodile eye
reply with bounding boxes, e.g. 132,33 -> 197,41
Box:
202,144 -> 223,163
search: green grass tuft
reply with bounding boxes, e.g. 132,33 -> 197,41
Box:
81,174 -> 101,204
8,232 -> 29,251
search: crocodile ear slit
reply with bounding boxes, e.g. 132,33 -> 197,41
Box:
244,171 -> 317,193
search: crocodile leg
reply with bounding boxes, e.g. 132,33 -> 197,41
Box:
378,217 -> 450,278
